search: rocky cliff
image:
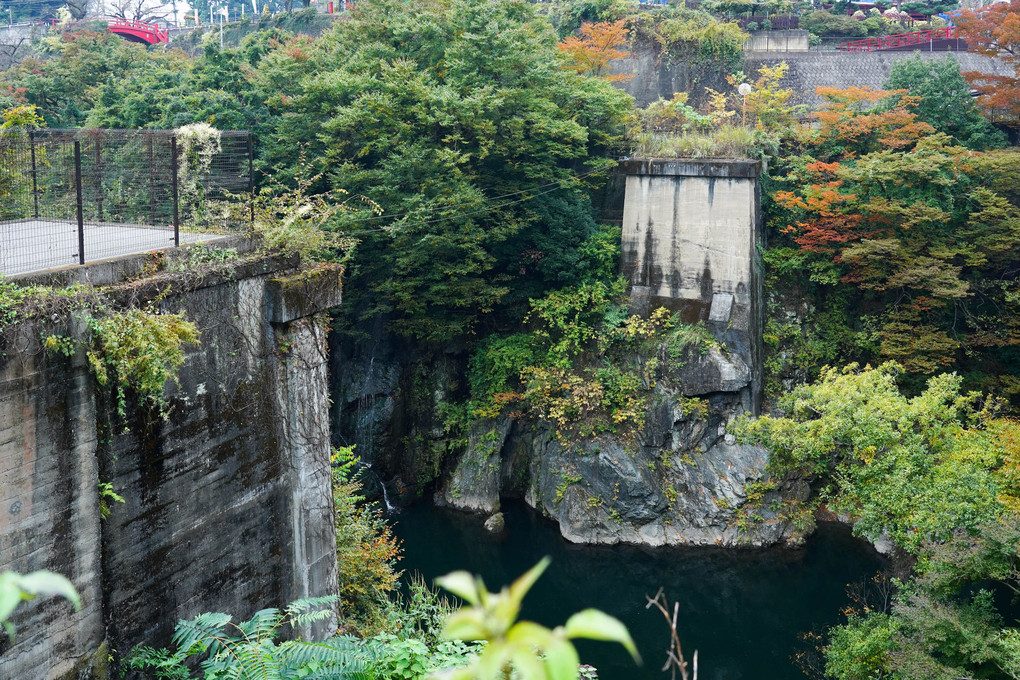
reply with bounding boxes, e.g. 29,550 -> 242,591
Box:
432,343 -> 794,548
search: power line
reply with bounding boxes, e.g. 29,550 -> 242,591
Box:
336,165 -> 608,225
337,165 -> 612,238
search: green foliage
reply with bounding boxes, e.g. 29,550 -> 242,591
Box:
386,574 -> 457,646
465,225 -> 648,438
824,613 -> 899,680
800,10 -> 885,38
125,597 -> 381,680
435,558 -> 639,680
554,471 -> 584,503
98,481 -> 125,520
538,0 -> 633,36
735,363 -> 1011,552
630,125 -> 759,159
0,570 -> 80,641
86,307 -> 201,419
332,446 -> 402,636
468,334 -> 542,404
885,55 -> 1007,150
0,278 -> 37,334
630,63 -> 796,161
632,6 -> 746,68
255,0 -> 632,345
526,280 -> 625,368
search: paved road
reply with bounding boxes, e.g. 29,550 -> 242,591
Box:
0,219 -> 223,276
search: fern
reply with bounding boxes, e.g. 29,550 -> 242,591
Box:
236,608 -> 283,641
171,612 -> 234,657
286,596 -> 338,629
129,597 -> 377,680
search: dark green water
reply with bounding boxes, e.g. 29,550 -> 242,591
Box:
392,501 -> 884,680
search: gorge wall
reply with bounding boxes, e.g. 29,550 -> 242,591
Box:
0,242 -> 341,679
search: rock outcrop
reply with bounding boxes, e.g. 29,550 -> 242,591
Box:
435,345 -> 793,548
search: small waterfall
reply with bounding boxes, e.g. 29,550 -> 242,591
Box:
362,462 -> 398,515
379,479 -> 397,515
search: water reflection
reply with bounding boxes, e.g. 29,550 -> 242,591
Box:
393,501 -> 884,680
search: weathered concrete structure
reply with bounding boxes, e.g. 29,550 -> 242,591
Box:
744,29 -> 809,52
619,158 -> 762,412
0,241 -> 341,678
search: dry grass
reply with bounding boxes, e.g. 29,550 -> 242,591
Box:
629,125 -> 759,159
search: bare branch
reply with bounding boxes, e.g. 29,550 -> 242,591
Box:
645,589 -> 696,680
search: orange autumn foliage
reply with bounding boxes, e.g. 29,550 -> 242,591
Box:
558,20 -> 633,82
805,86 -> 935,159
956,0 -> 1020,126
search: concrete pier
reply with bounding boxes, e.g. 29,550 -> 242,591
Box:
619,158 -> 763,412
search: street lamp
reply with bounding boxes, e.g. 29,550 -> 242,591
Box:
738,82 -> 752,126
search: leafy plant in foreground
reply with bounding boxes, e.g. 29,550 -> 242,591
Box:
0,570 -> 80,641
434,557 -> 640,680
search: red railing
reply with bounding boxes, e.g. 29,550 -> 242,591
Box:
100,16 -> 169,44
839,26 -> 958,52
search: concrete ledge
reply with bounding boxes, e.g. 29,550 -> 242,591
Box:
10,235 -> 259,287
618,158 -> 762,178
266,264 -> 344,324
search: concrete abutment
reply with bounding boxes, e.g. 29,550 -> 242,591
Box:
0,245 -> 342,678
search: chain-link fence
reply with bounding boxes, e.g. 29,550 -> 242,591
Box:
0,128 -> 253,276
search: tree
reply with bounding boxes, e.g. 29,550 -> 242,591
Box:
802,86 -> 935,161
735,363 -> 1010,550
956,0 -> 1020,126
104,0 -> 172,22
2,0 -> 63,22
765,85 -> 1020,393
737,364 -> 1020,680
899,0 -> 958,17
774,132 -> 1020,375
332,446 -> 401,636
885,54 -> 1006,150
558,19 -> 632,81
254,0 -> 633,345
4,28 -> 162,127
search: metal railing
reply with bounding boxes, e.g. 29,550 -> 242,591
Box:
101,16 -> 170,43
839,26 -> 959,51
0,129 -> 253,276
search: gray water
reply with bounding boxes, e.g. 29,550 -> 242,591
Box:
393,501 -> 884,680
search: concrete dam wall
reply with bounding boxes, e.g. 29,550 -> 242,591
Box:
0,243 -> 342,678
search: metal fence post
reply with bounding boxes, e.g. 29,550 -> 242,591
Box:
171,135 -> 180,247
94,134 -> 103,221
247,132 -> 255,229
147,132 -> 156,226
74,141 -> 85,265
28,129 -> 38,218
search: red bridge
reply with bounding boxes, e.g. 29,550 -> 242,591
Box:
840,27 -> 964,52
101,17 -> 169,45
